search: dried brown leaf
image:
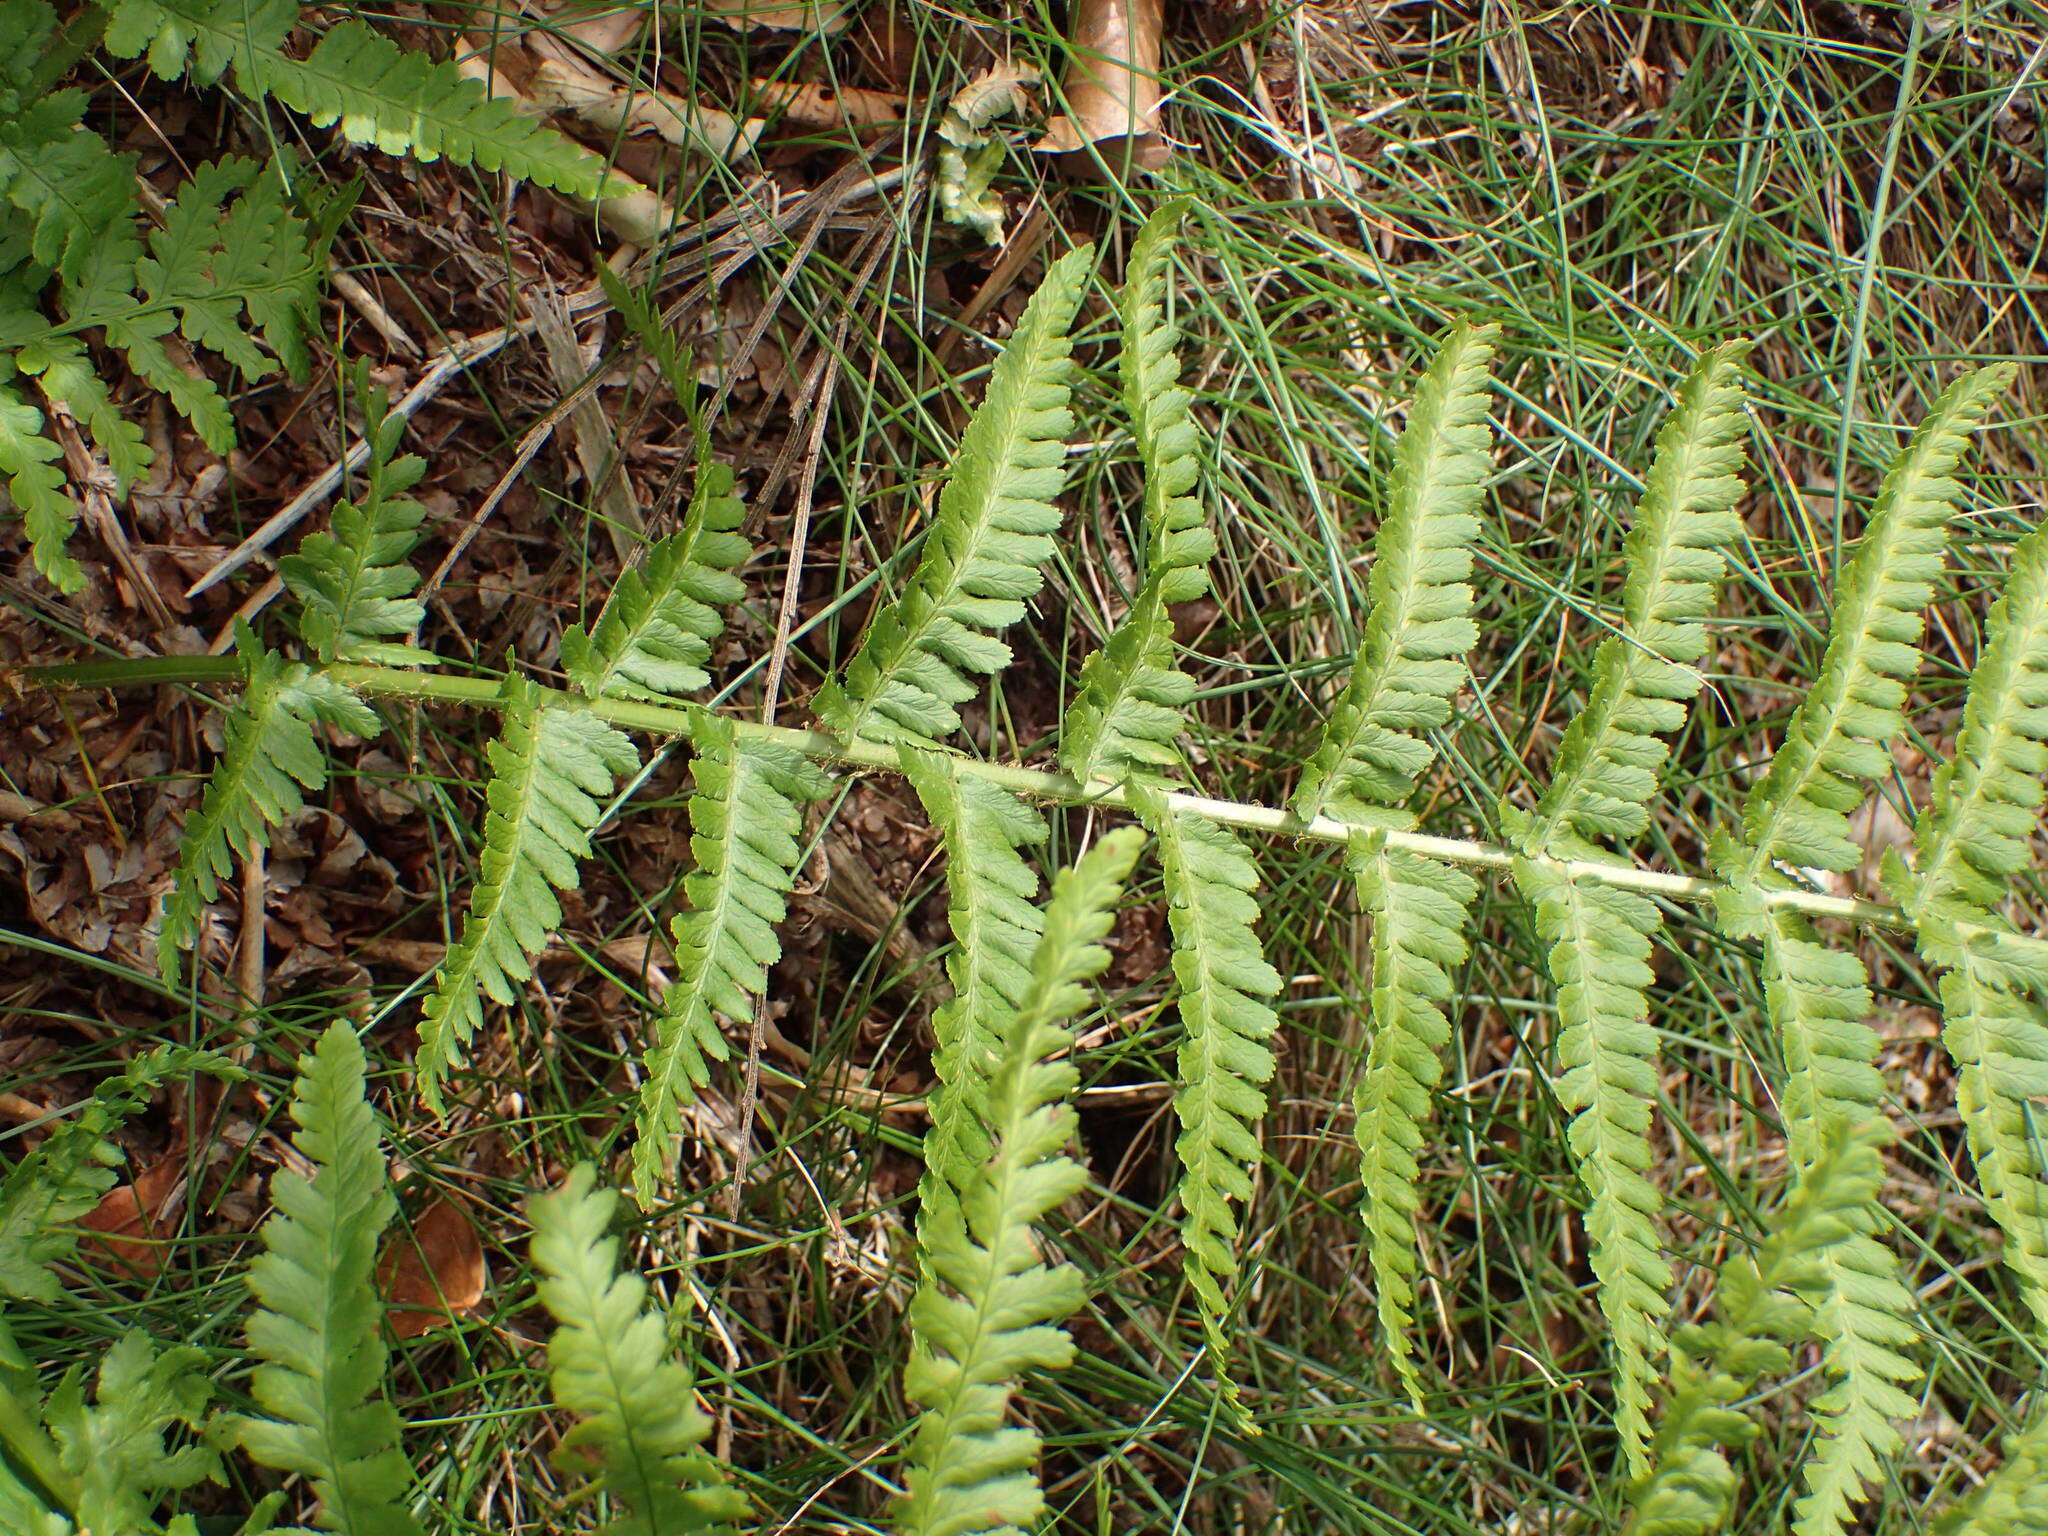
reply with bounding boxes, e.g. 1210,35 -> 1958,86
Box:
378,1196 -> 488,1338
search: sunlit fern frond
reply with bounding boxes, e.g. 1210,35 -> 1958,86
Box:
632,713 -> 831,1206
900,749 -> 1047,1229
1132,788 -> 1281,1419
1347,831 -> 1478,1410
415,682 -> 639,1111
1059,202 -> 1214,788
813,246 -> 1092,748
1292,322 -> 1497,823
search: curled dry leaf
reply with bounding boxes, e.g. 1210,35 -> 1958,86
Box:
1036,0 -> 1170,173
377,1195 -> 488,1338
78,1155 -> 184,1279
750,78 -> 908,130
527,58 -> 763,162
937,65 -> 1043,245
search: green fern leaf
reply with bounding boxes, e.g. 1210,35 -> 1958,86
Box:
1292,322 -> 1498,822
897,827 -> 1145,1536
1719,365 -> 2016,887
632,712 -> 830,1205
160,643 -> 378,980
813,246 -> 1092,747
1629,1121 -> 1886,1536
1059,204 -> 1214,787
1938,1404 -> 2048,1536
0,1046 -> 240,1301
1516,860 -> 1671,1471
531,1164 -> 745,1535
1347,832 -> 1478,1411
0,380 -> 80,592
1513,341 -> 1751,857
44,1331 -> 220,1533
563,457 -> 750,703
416,682 -> 639,1112
0,81 -> 135,283
900,750 -> 1047,1227
105,2 -> 615,198
237,1023 -> 421,1536
1886,521 -> 2048,1329
1131,788 -> 1282,1414
282,381 -> 430,666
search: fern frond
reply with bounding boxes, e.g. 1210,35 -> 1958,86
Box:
44,1330 -> 219,1533
1516,858 -> 1671,1473
562,457 -> 750,703
0,379 -> 80,593
1059,204 -> 1214,787
1511,341 -> 1751,856
282,381 -> 431,665
1291,322 -> 1498,822
237,1023 -> 420,1536
897,827 -> 1144,1536
1131,789 -> 1281,1413
531,1164 -> 745,1535
104,1 -> 614,197
632,712 -> 830,1205
159,644 -> 378,980
0,79 -> 135,283
0,1046 -> 240,1302
1938,1404 -> 2048,1536
813,246 -> 1092,748
416,682 -> 639,1112
16,332 -> 153,490
1719,365 -> 2015,887
1886,522 -> 2048,1329
1346,832 -> 1478,1411
900,750 -> 1047,1223
1629,1121 -> 1887,1536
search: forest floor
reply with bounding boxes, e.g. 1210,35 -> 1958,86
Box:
4,1 -> 2047,1531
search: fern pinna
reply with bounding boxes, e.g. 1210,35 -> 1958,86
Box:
45,216 -> 2048,1528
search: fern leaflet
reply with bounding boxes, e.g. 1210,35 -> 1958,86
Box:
1628,1121 -> 1886,1536
1718,365 -> 2014,887
531,1164 -> 745,1535
900,750 -> 1047,1228
416,682 -> 639,1111
632,712 -> 831,1205
1131,787 -> 1282,1416
563,457 -> 750,703
282,379 -> 431,666
1347,832 -> 1478,1410
159,642 -> 378,980
104,1 -> 613,197
813,246 -> 1092,747
1059,203 -> 1214,787
1512,341 -> 1751,856
1291,322 -> 1498,822
898,828 -> 1144,1536
237,1023 -> 420,1536
1887,521 -> 2048,1329
0,381 -> 81,593
1517,859 -> 1672,1470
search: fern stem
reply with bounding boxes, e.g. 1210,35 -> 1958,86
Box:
27,657 -> 2044,951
